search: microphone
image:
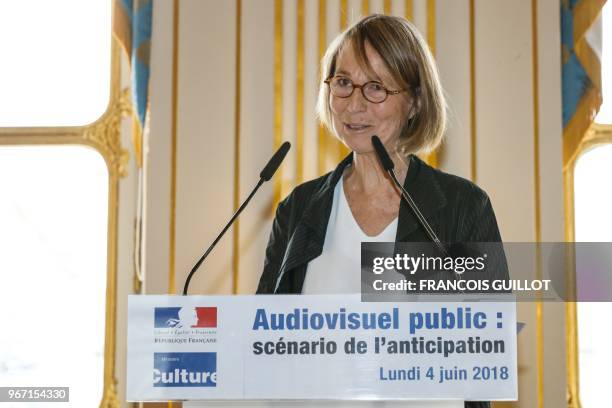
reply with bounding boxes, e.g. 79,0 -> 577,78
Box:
371,135 -> 395,172
371,135 -> 448,258
182,141 -> 291,295
260,141 -> 291,181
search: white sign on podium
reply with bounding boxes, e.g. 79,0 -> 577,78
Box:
127,294 -> 517,405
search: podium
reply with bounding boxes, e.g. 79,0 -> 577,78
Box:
127,294 -> 517,405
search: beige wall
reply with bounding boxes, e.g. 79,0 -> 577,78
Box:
139,1 -> 566,407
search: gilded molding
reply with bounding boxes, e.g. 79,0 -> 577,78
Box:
317,0 -> 328,176
337,0 -> 351,161
405,0 -> 413,22
563,0 -> 605,168
564,155 -> 579,408
297,0 -> 305,184
530,2 -> 544,406
83,88 -> 132,178
469,0 -> 476,183
170,0 -> 180,295
99,39 -> 123,408
100,381 -> 120,408
424,0 -> 438,168
233,0 -> 242,294
362,0 -> 369,16
273,0 -> 283,210
427,0 -> 436,56
563,88 -> 603,168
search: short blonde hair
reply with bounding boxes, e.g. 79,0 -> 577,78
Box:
316,14 -> 446,155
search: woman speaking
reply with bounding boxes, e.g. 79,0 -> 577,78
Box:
257,14 -> 504,408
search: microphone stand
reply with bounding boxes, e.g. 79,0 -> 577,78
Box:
182,179 -> 265,295
182,141 -> 291,295
386,170 -> 448,257
370,136 -> 465,284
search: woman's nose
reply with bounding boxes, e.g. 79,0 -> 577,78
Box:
346,88 -> 367,112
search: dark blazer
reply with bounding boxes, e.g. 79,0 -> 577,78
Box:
257,153 -> 506,408
257,153 -> 506,294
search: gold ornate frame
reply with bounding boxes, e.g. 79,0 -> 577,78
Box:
0,31 -> 128,408
564,123 -> 612,408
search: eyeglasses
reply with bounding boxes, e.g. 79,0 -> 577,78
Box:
324,76 -> 402,104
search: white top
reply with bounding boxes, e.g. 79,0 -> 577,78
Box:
302,176 -> 398,294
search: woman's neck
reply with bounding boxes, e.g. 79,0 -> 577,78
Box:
344,149 -> 409,194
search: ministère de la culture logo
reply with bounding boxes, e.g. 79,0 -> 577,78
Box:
153,306 -> 218,345
153,352 -> 217,387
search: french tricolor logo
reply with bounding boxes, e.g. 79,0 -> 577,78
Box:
192,307 -> 217,328
154,307 -> 217,328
